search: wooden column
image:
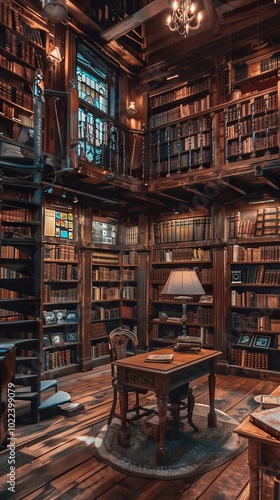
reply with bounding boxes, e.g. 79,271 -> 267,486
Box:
136,249 -> 150,350
212,245 -> 228,358
79,248 -> 93,371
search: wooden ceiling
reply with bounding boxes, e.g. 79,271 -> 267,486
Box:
40,0 -> 280,215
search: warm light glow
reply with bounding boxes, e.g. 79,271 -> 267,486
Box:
162,269 -> 205,297
166,0 -> 202,38
161,269 -> 205,337
126,101 -> 137,116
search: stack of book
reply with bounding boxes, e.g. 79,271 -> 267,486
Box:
174,336 -> 202,353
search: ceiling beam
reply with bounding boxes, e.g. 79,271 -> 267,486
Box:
101,0 -> 168,42
218,180 -> 247,195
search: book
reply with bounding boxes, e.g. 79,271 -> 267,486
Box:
174,336 -> 202,353
145,354 -> 174,363
249,407 -> 280,439
56,402 -> 85,417
254,395 -> 280,409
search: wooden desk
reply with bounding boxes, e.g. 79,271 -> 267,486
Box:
235,386 -> 280,500
113,347 -> 221,465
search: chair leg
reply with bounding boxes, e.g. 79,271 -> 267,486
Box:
108,388 -> 118,425
187,394 -> 199,432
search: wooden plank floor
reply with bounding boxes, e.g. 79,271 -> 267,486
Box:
0,365 -> 279,500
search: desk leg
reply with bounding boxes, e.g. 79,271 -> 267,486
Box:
208,372 -> 217,428
247,441 -> 260,500
156,394 -> 168,465
117,386 -> 130,448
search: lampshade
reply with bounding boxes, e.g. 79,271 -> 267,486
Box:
47,47 -> 62,64
162,269 -> 205,298
42,0 -> 68,23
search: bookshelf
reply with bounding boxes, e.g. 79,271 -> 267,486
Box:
0,0 -> 46,148
148,75 -> 212,176
0,168 -> 43,422
91,248 -> 120,364
121,249 -> 138,333
224,89 -> 278,163
149,242 -> 214,349
227,207 -> 280,377
42,205 -> 80,377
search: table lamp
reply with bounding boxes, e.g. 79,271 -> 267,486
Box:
161,268 -> 205,338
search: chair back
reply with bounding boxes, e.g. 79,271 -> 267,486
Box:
108,328 -> 138,376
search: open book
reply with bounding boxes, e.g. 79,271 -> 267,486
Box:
145,353 -> 174,363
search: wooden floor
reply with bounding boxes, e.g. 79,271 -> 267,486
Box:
0,366 -> 279,500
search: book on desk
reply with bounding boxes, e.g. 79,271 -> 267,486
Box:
249,407 -> 280,440
145,354 -> 174,363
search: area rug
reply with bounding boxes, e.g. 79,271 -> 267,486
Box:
90,404 -> 247,480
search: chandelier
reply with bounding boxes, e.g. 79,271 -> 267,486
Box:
166,1 -> 202,37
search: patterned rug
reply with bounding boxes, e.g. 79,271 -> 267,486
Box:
90,404 -> 247,480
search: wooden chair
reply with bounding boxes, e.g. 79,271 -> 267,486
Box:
107,328 -> 156,425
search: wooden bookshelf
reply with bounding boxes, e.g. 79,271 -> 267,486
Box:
227,235 -> 280,378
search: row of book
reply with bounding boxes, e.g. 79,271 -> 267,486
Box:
92,250 -> 119,265
233,266 -> 280,284
92,306 -> 119,321
122,285 -> 137,300
227,134 -> 278,157
230,349 -> 269,369
92,267 -> 120,281
44,244 -> 77,261
255,206 -> 280,236
0,79 -> 11,101
150,77 -> 210,108
122,250 -> 138,265
231,312 -> 280,332
91,319 -> 119,339
122,269 -> 136,281
152,131 -> 210,158
43,263 -> 78,281
229,244 -> 280,262
153,247 -> 211,262
153,148 -> 211,173
0,269 -> 23,279
227,113 -> 278,140
91,342 -> 110,358
154,216 -> 213,244
2,226 -> 32,239
150,117 -> 210,145
14,88 -> 32,111
125,226 -> 138,246
150,96 -> 211,129
232,291 -> 280,308
228,209 -> 280,240
43,285 -> 78,303
43,349 -> 74,371
0,310 -> 32,320
0,2 -> 44,46
92,286 -> 120,300
226,92 -> 277,119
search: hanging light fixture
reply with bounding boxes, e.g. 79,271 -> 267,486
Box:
42,0 -> 68,23
166,1 -> 202,37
